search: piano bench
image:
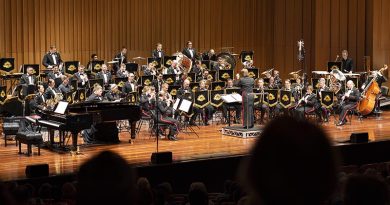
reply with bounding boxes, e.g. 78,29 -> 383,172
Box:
3,122 -> 20,147
15,132 -> 43,156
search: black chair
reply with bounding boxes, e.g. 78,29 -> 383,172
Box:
15,118 -> 43,156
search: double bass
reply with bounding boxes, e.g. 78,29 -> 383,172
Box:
357,64 -> 388,115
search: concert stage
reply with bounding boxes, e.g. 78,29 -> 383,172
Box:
1,109 -> 390,181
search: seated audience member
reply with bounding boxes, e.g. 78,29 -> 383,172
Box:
244,116 -> 339,205
187,182 -> 210,205
344,174 -> 390,205
77,150 -> 136,205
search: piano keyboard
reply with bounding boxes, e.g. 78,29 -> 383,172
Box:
25,115 -> 41,124
38,120 -> 64,128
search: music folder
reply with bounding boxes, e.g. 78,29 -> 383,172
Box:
221,93 -> 242,103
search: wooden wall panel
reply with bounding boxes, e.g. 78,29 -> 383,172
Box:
373,0 -> 390,68
0,0 -> 377,81
314,0 -> 371,72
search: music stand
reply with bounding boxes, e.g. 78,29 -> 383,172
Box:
125,63 -> 138,74
211,81 -> 225,91
240,51 -> 254,63
327,61 -> 342,72
114,77 -> 127,90
22,64 -> 40,76
247,68 -> 259,79
174,98 -> 199,138
0,58 -> 15,73
64,61 -> 79,75
91,60 -> 105,74
147,57 -> 162,69
168,85 -> 180,99
218,70 -> 233,81
221,93 -> 242,127
163,56 -> 176,68
163,74 -> 176,85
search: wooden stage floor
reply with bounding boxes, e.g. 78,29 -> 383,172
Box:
1,110 -> 390,181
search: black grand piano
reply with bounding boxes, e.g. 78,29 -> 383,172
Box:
35,101 -> 141,151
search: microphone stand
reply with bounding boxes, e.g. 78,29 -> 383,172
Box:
155,84 -> 159,153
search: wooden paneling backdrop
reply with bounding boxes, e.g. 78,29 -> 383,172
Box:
0,0 -> 386,80
373,0 -> 390,70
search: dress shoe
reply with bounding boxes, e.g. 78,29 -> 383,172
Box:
324,117 -> 329,122
189,121 -> 197,126
248,125 -> 254,129
336,120 -> 346,126
168,135 -> 178,141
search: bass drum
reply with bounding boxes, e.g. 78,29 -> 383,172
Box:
216,52 -> 236,70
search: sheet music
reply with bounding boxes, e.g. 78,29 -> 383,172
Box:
179,99 -> 192,113
54,101 -> 69,114
221,93 -> 242,103
173,98 -> 180,111
231,93 -> 242,102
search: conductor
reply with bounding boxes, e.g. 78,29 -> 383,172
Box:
235,69 -> 255,129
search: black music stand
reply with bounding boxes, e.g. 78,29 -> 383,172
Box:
327,62 -> 342,72
91,60 -> 105,74
64,61 -> 79,75
126,63 -> 138,74
163,56 -> 176,68
221,93 -> 242,127
173,97 -> 199,137
0,58 -> 15,73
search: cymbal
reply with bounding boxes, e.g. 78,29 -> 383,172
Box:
231,53 -> 239,56
289,70 -> 302,75
261,68 -> 274,75
132,56 -> 146,60
107,61 -> 119,64
220,46 -> 234,49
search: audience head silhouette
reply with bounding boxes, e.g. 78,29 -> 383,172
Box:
344,174 -> 390,205
246,116 -> 339,205
77,150 -> 136,205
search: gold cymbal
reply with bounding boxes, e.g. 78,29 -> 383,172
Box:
289,70 -> 302,75
132,56 -> 146,60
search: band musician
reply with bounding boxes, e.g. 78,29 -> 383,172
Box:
254,78 -> 269,124
152,43 -> 165,59
42,45 -> 63,69
96,64 -> 112,87
294,85 -> 320,120
336,80 -> 360,126
157,92 -> 179,141
74,65 -> 89,88
222,79 -> 241,124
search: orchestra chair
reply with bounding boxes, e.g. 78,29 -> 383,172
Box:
346,105 -> 362,125
303,107 -> 320,123
149,110 -> 170,140
135,114 -> 153,139
15,118 -> 43,156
